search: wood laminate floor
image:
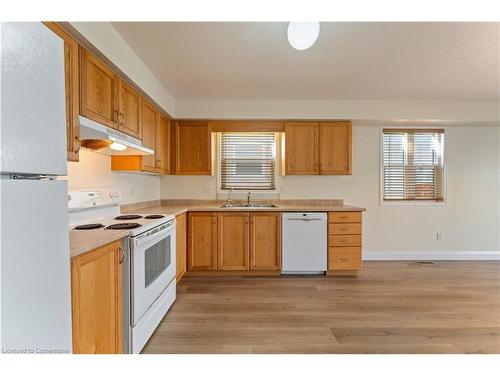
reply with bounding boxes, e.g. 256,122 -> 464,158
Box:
142,261 -> 500,354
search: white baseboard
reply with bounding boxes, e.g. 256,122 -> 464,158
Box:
363,250 -> 500,261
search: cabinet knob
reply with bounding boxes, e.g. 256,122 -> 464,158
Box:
118,113 -> 124,125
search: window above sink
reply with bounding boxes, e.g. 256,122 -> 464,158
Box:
217,132 -> 279,193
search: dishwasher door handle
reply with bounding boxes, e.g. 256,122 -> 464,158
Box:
287,217 -> 324,221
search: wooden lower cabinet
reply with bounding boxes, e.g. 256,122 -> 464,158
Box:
187,212 -> 218,271
327,212 -> 363,273
250,212 -> 281,271
187,211 -> 281,274
71,240 -> 123,354
217,212 -> 249,271
176,213 -> 187,281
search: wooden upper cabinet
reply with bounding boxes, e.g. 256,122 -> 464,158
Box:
79,47 -> 119,129
118,80 -> 142,139
284,121 -> 352,175
249,212 -> 281,271
285,121 -> 319,175
187,212 -> 218,271
174,120 -> 212,175
217,212 -> 249,271
157,115 -> 171,174
319,121 -> 352,175
71,240 -> 123,354
44,23 -> 80,162
141,99 -> 158,172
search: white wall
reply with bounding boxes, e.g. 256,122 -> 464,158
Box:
63,149 -> 160,205
70,22 -> 175,116
175,99 -> 499,122
160,123 -> 500,259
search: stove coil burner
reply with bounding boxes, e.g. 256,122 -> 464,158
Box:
114,215 -> 143,220
106,223 -> 142,230
144,215 -> 165,219
73,223 -> 104,230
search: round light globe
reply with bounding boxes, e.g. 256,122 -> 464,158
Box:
287,22 -> 320,50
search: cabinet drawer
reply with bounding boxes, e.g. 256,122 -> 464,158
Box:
329,234 -> 361,247
328,247 -> 362,270
328,212 -> 361,223
329,223 -> 361,235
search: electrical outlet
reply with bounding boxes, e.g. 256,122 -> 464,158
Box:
436,232 -> 442,240
204,184 -> 212,194
129,187 -> 134,197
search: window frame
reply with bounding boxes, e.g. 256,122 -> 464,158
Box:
379,126 -> 447,206
216,132 -> 280,194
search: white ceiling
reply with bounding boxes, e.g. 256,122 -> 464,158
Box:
111,22 -> 500,100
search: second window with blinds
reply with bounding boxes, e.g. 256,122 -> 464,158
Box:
218,133 -> 277,191
381,128 -> 445,203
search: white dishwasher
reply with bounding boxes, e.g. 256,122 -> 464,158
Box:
282,212 -> 327,274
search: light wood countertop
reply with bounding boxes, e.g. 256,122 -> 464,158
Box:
70,199 -> 365,258
70,229 -> 129,259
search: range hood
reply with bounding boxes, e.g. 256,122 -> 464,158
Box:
79,116 -> 154,156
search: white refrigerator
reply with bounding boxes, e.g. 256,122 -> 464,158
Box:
1,22 -> 72,353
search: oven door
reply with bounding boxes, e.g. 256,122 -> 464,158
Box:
131,220 -> 176,325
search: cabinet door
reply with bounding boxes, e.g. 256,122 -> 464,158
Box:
157,115 -> 171,174
187,212 -> 217,270
176,213 -> 187,281
217,212 -> 249,271
250,212 -> 281,271
284,121 -> 319,175
44,23 -> 80,162
174,121 -> 212,175
79,47 -> 119,129
71,241 -> 123,354
118,80 -> 142,139
319,121 -> 352,175
141,99 -> 158,172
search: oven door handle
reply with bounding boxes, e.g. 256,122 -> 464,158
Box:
132,222 -> 174,246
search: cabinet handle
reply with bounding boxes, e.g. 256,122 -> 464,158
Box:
119,247 -> 124,264
118,113 -> 124,125
74,136 -> 81,153
339,257 -> 351,262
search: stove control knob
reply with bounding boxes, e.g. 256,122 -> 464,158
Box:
108,192 -> 113,198
114,192 -> 119,198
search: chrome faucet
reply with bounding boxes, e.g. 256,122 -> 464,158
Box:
247,191 -> 251,206
227,187 -> 234,207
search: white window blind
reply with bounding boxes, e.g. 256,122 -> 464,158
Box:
220,133 -> 276,190
383,129 -> 444,201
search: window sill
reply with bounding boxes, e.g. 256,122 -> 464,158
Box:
380,199 -> 447,207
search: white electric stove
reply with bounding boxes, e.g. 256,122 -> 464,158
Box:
68,188 -> 177,354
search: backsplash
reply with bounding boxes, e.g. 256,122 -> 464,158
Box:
62,149 -> 161,204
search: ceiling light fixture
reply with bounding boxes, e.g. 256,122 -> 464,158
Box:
287,22 -> 320,50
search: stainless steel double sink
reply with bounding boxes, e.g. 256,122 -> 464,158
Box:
220,203 -> 278,208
